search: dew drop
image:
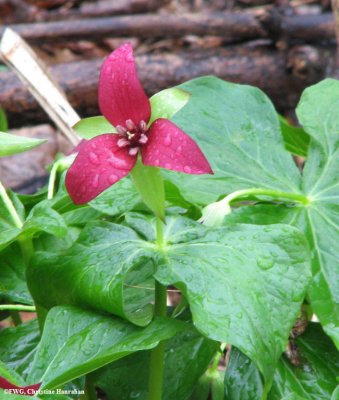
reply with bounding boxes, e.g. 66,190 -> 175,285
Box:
176,146 -> 182,154
165,163 -> 172,169
183,165 -> 191,173
93,174 -> 99,188
257,256 -> 275,270
164,136 -> 172,146
89,152 -> 100,165
108,174 -> 118,184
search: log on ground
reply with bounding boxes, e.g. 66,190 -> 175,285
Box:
0,45 -> 332,127
0,12 -> 335,45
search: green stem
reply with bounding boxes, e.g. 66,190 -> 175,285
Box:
221,188 -> 310,206
148,218 -> 167,400
9,311 -> 22,326
0,180 -> 23,228
81,375 -> 97,400
47,161 -> 59,200
0,305 -> 36,311
210,343 -> 227,372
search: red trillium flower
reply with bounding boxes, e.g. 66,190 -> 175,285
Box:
66,43 -> 213,205
0,376 -> 41,396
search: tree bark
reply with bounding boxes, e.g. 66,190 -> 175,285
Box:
0,45 -> 331,127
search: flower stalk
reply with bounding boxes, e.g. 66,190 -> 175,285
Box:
148,217 -> 167,400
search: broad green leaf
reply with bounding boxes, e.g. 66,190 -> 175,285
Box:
154,218 -> 310,384
224,323 -> 339,400
0,108 -> 8,132
0,132 -> 45,157
73,116 -> 116,139
28,215 -> 310,385
279,115 -> 310,157
224,345 -> 263,400
149,87 -> 190,125
0,319 -> 40,378
270,323 -> 339,399
28,305 -> 185,389
295,79 -> 339,346
131,160 -> 165,220
0,227 -> 21,252
0,244 -> 33,304
166,77 -> 301,204
23,201 -> 68,239
89,177 -> 141,216
296,79 -> 338,154
331,387 -> 339,400
28,221 -> 155,326
0,360 -> 26,386
94,326 -> 218,400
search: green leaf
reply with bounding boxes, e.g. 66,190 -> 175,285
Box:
0,132 -> 45,157
28,215 -> 310,385
0,360 -> 26,386
0,319 -> 40,378
154,218 -> 310,384
295,79 -> 339,346
296,79 -> 338,154
224,323 -> 339,400
73,116 -> 116,139
149,87 -> 190,125
271,323 -> 339,399
166,77 -> 301,204
23,201 -> 68,239
89,177 -> 140,216
27,221 -> 155,326
279,115 -> 310,157
0,108 -> 8,132
94,325 -> 218,400
0,244 -> 33,304
224,345 -> 263,400
131,159 -> 165,220
27,305 -> 185,389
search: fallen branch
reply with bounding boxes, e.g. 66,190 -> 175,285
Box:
0,45 -> 331,127
0,12 -> 267,44
0,0 -> 164,23
0,11 -> 335,45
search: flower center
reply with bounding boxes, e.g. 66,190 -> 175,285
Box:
116,119 -> 148,156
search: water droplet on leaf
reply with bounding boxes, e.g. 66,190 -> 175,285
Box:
108,174 -> 118,183
89,152 -> 100,165
257,256 -> 275,270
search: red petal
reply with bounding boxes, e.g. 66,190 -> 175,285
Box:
0,376 -> 41,396
141,119 -> 213,175
98,43 -> 151,128
65,134 -> 136,205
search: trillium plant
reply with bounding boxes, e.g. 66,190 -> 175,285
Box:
0,42 -> 338,400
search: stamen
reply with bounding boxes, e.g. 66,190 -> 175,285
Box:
139,134 -> 148,144
129,147 -> 139,156
116,125 -> 127,135
117,138 -> 130,148
139,120 -> 147,131
126,119 -> 136,131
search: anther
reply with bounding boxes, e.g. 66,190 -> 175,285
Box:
126,119 -> 136,131
117,138 -> 130,148
139,134 -> 148,144
128,147 -> 139,156
116,125 -> 127,135
139,120 -> 147,131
